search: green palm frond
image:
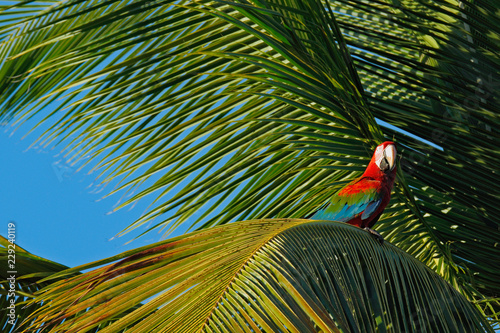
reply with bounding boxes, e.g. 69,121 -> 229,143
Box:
1,0 -> 499,324
0,234 -> 68,331
0,235 -> 143,332
20,220 -> 492,333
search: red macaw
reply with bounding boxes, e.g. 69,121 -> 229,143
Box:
308,141 -> 397,243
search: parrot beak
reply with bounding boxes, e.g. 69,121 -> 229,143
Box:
383,144 -> 396,172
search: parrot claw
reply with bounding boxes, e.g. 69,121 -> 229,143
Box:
364,227 -> 384,244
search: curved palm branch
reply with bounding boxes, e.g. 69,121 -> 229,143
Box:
19,220 -> 492,333
0,235 -> 68,331
0,235 -> 143,332
0,0 -> 499,323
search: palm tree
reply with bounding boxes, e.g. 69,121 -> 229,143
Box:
0,0 -> 498,331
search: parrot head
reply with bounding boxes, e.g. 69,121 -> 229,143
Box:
364,141 -> 397,180
374,141 -> 396,172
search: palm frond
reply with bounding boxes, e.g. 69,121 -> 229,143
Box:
20,219 -> 493,332
0,234 -> 68,331
0,235 -> 143,332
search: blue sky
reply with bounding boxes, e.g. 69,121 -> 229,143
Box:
0,126 -> 184,268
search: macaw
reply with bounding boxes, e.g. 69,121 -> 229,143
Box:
308,141 -> 397,243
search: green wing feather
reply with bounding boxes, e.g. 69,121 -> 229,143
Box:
311,179 -> 383,222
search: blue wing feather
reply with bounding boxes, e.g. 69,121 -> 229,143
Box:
310,181 -> 383,222
361,198 -> 382,220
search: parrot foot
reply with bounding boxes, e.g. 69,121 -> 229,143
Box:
364,227 -> 384,244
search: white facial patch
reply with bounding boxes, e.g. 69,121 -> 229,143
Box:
374,145 -> 385,169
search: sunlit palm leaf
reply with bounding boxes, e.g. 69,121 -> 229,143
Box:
1,0 -> 499,323
0,235 -> 68,331
0,235 -> 143,332
20,220 -> 492,332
